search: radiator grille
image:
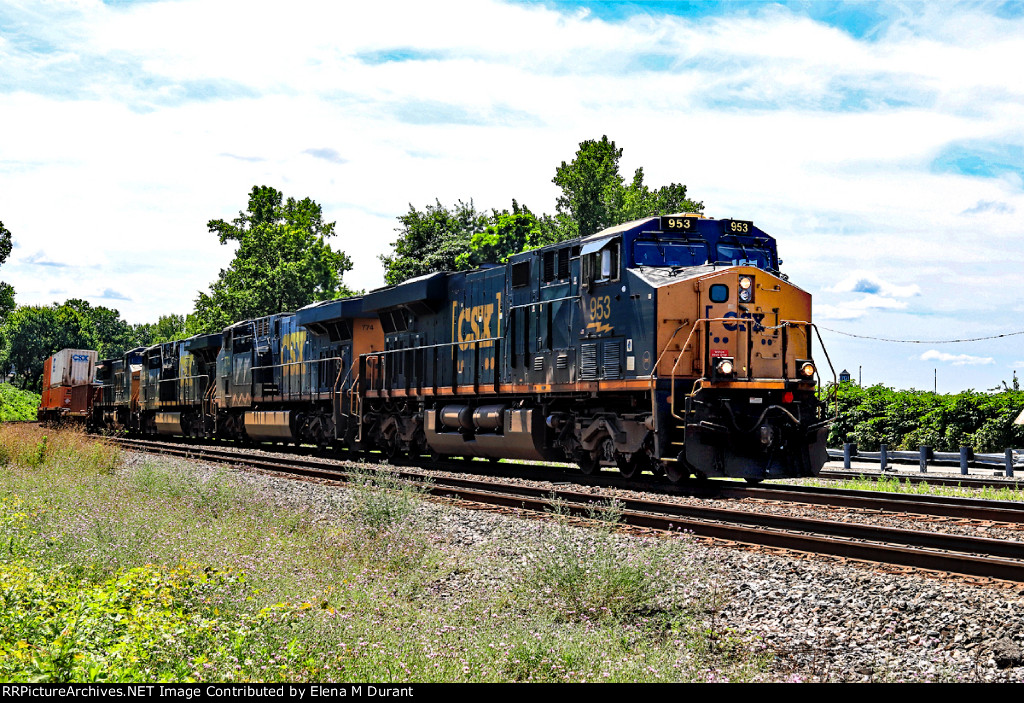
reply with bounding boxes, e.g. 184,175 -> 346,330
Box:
603,341 -> 621,379
580,344 -> 598,380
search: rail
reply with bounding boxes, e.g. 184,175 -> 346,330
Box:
360,337 -> 502,397
246,356 -> 343,401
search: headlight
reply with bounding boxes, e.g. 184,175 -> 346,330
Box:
715,357 -> 735,377
738,276 -> 754,302
797,360 -> 816,379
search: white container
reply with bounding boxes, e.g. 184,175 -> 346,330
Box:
49,349 -> 97,388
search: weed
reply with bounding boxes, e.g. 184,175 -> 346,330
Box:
345,465 -> 432,535
525,496 -> 683,622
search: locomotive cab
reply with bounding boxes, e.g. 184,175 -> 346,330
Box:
624,216 -> 833,481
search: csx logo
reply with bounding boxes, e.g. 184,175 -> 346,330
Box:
72,354 -> 89,362
456,303 -> 495,350
722,310 -> 766,332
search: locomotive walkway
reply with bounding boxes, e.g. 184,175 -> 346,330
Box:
108,436 -> 1024,583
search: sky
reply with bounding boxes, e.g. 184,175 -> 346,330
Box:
1,0 -> 1023,393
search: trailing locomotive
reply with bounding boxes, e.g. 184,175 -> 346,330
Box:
79,213 -> 833,482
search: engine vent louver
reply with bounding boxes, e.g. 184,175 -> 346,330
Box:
556,355 -> 569,369
580,344 -> 599,380
533,356 -> 544,372
604,342 -> 621,379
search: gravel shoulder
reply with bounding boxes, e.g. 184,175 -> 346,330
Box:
134,449 -> 1024,683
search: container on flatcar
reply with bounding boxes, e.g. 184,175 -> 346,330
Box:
49,349 -> 97,388
39,348 -> 98,424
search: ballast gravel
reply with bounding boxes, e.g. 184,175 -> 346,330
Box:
125,451 -> 1024,683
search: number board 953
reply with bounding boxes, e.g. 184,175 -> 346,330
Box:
660,216 -> 699,232
723,219 -> 754,234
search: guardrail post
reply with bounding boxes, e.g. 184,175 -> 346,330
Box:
919,445 -> 929,473
959,446 -> 970,475
880,443 -> 888,472
1006,448 -> 1014,478
843,443 -> 854,469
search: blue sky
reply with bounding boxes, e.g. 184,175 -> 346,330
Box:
1,0 -> 1023,392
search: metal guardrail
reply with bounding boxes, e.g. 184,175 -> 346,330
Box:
827,443 -> 1022,477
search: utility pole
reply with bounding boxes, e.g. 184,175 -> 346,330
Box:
858,365 -> 862,386
934,368 -> 937,393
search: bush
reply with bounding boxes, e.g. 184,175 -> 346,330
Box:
827,382 -> 1024,451
0,384 -> 41,423
525,498 -> 683,622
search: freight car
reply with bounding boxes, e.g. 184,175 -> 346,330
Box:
79,213 -> 833,482
38,349 -> 97,425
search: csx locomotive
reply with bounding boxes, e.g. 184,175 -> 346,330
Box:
82,214 -> 834,482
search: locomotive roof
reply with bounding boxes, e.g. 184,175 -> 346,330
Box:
295,295 -> 369,326
362,271 -> 448,313
184,332 -> 223,352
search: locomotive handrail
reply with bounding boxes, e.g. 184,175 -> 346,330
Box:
647,323 -> 688,434
149,373 -> 210,407
507,295 -> 580,311
667,318 -> 829,423
249,357 -> 343,400
783,320 -> 839,421
359,337 -> 501,397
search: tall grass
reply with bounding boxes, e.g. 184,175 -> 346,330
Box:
808,473 -> 1024,502
0,424 -> 770,683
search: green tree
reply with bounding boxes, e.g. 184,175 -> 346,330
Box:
0,220 -> 16,323
1,304 -> 93,390
380,200 -> 489,285
64,299 -> 139,360
455,201 -> 552,269
826,382 -> 1024,452
149,314 -> 188,344
133,314 -> 189,347
552,136 -> 625,238
192,186 -> 355,333
553,136 -> 703,237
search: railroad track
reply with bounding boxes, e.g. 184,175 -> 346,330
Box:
107,435 -> 1024,522
110,436 -> 1024,583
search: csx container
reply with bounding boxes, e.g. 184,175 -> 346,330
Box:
48,349 -> 97,388
38,349 -> 98,423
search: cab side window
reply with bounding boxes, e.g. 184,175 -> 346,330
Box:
582,244 -> 619,285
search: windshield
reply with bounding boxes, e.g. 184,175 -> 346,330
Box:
633,240 -> 709,267
715,243 -> 773,269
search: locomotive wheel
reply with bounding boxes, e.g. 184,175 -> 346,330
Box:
664,461 -> 689,483
618,439 -> 655,480
576,450 -> 600,475
744,477 -> 764,484
615,454 -> 642,480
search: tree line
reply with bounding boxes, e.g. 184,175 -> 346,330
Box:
828,380 -> 1024,453
0,136 -> 698,389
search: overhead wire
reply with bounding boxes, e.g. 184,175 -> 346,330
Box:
817,326 -> 1024,344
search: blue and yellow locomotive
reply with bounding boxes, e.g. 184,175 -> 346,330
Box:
357,214 -> 833,481
90,214 -> 832,482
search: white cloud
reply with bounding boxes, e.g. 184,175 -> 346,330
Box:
920,350 -> 995,366
826,272 -> 921,298
2,0 -> 1024,393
